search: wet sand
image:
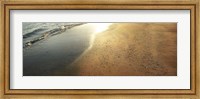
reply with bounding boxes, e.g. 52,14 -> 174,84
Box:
23,24 -> 95,76
62,23 -> 177,76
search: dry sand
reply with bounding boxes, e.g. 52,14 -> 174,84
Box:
65,23 -> 177,76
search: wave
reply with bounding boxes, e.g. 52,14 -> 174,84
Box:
23,28 -> 47,39
23,23 -> 86,48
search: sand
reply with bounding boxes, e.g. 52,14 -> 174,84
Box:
64,23 -> 177,76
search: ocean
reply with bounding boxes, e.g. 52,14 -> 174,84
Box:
23,22 -> 84,48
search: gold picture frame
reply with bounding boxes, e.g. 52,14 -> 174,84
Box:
0,0 -> 199,98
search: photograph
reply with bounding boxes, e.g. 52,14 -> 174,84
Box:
23,22 -> 177,76
1,0 -> 198,97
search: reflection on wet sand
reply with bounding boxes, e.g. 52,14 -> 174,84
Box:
23,23 -> 112,76
23,23 -> 177,76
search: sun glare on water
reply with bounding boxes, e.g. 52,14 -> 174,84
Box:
91,23 -> 113,34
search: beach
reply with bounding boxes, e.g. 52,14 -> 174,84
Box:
23,23 -> 177,76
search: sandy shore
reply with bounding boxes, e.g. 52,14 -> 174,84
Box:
24,23 -> 177,76
62,23 -> 177,76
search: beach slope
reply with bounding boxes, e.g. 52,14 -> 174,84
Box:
69,23 -> 177,76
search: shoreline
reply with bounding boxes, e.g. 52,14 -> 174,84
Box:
23,23 -> 93,76
23,23 -> 177,76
